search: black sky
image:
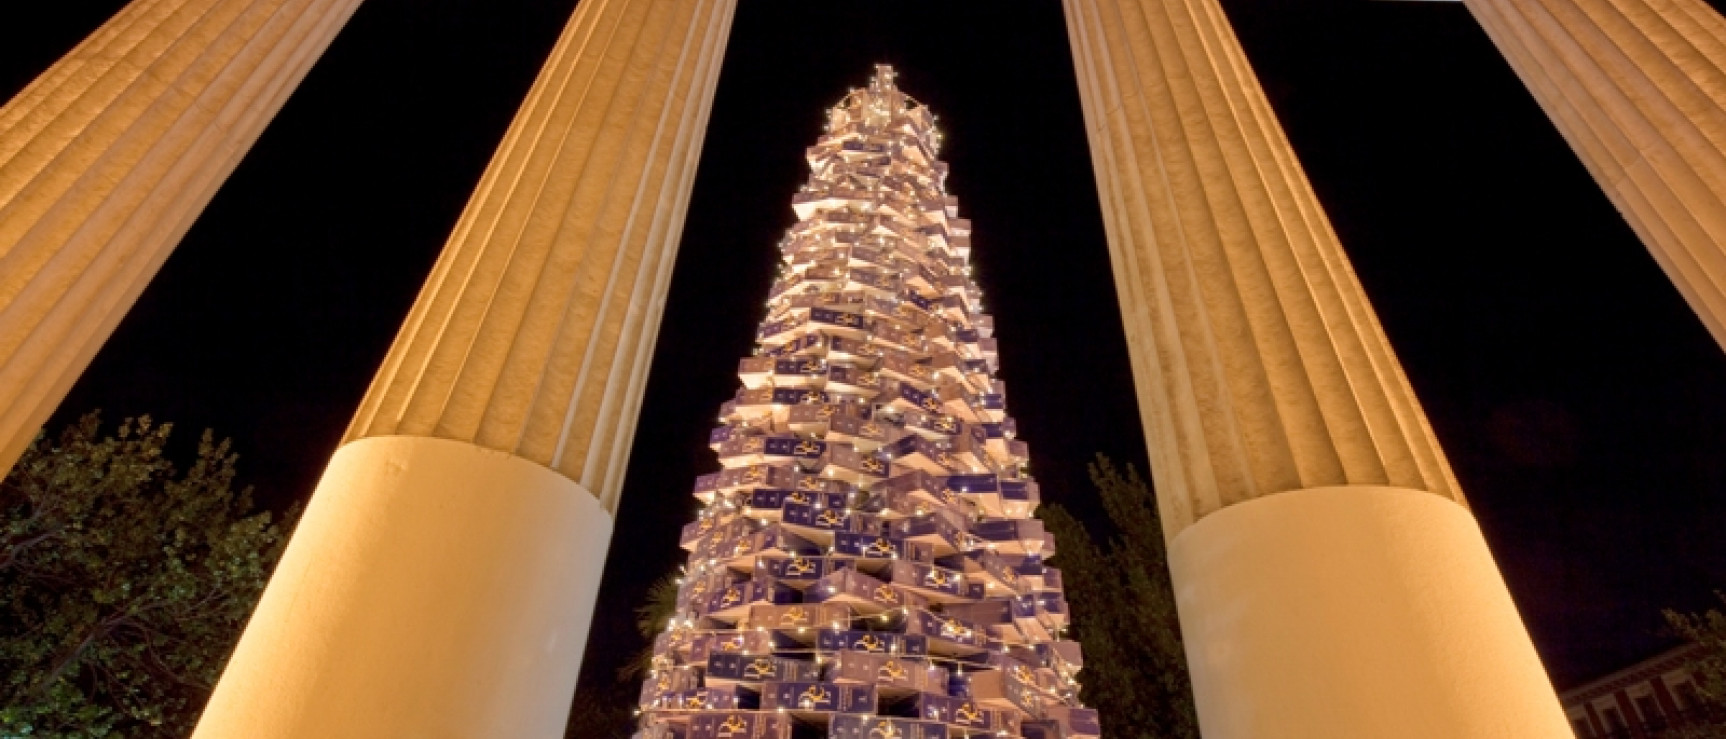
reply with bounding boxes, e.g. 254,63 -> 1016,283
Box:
8,0 -> 1726,704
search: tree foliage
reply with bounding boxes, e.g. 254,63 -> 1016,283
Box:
1041,455 -> 1197,739
564,569 -> 680,738
0,413 -> 295,738
563,682 -> 634,739
1667,592 -> 1726,705
618,570 -> 681,683
1655,592 -> 1726,737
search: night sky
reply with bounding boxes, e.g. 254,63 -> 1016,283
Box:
9,0 -> 1726,710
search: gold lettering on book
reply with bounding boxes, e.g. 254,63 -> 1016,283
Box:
940,617 -> 974,641
955,702 -> 982,723
798,684 -> 832,706
718,715 -> 748,736
869,720 -> 903,739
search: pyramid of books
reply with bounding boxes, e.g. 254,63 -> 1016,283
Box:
633,66 -> 1098,739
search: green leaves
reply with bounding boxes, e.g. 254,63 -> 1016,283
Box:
0,413 -> 295,738
1641,599 -> 1726,738
617,570 -> 682,683
1667,593 -> 1726,707
1041,455 -> 1197,739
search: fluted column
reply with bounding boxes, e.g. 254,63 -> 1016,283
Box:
1063,0 -> 1569,736
0,0 -> 364,474
194,0 -> 734,735
1464,0 -> 1726,353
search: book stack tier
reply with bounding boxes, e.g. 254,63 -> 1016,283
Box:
634,66 -> 1097,739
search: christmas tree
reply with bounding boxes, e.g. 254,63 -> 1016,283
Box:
635,66 -> 1097,739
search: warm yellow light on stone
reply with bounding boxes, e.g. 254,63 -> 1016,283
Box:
342,0 -> 733,510
195,436 -> 612,737
196,0 -> 735,733
1063,0 -> 1569,734
1172,486 -> 1567,737
0,0 -> 365,475
1464,0 -> 1726,355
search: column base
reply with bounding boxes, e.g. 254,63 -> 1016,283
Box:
1168,485 -> 1568,738
194,436 -> 612,738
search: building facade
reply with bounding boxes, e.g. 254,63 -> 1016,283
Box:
1563,645 -> 1717,738
631,67 -> 1097,739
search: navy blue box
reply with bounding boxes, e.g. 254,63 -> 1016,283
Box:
815,629 -> 929,657
760,681 -> 877,714
827,715 -> 944,739
704,654 -> 819,685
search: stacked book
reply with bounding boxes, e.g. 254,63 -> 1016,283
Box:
635,65 -> 1097,739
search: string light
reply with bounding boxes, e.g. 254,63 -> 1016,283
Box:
636,66 -> 1088,736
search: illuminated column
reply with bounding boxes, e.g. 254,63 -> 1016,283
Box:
1063,0 -> 1570,736
1464,0 -> 1726,354
0,0 -> 364,474
194,0 -> 734,735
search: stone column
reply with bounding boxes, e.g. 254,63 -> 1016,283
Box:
1465,0 -> 1726,353
193,0 -> 734,735
0,0 -> 365,474
1062,0 -> 1570,736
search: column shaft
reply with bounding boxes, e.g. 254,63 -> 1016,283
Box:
1466,0 -> 1726,352
0,0 -> 364,473
195,0 -> 734,733
1063,0 -> 1568,734
344,0 -> 731,511
1064,0 -> 1460,538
